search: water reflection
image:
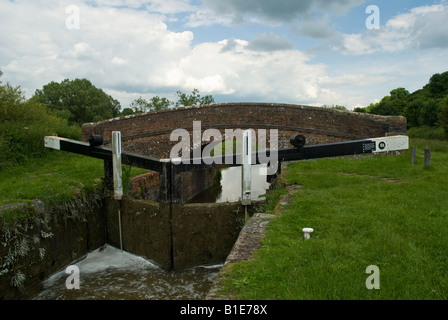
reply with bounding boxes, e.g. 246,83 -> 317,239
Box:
190,164 -> 270,203
34,246 -> 221,300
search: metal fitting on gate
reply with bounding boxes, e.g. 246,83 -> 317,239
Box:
88,135 -> 103,147
290,134 -> 306,152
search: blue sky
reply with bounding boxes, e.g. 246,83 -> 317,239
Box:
1,0 -> 447,110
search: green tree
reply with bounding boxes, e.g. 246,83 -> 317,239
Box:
1,75 -> 80,167
369,88 -> 410,116
322,104 -> 347,111
425,71 -> 448,99
129,89 -> 215,113
34,78 -> 121,125
120,107 -> 135,116
419,98 -> 439,127
353,107 -> 367,113
403,73 -> 448,129
438,96 -> 448,136
404,98 -> 423,128
130,96 -> 172,113
0,83 -> 26,120
175,88 -> 215,107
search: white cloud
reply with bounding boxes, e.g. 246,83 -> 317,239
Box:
0,0 -> 336,107
1,0 -> 446,112
340,4 -> 448,55
110,57 -> 128,66
173,40 -> 330,102
0,1 -> 195,94
246,33 -> 294,52
144,0 -> 195,14
203,0 -> 363,24
184,9 -> 234,27
292,17 -> 337,40
86,0 -> 195,13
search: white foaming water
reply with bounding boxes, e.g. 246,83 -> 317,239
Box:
75,245 -> 158,273
35,245 -> 221,300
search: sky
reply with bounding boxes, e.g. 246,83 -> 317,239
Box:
1,0 -> 448,110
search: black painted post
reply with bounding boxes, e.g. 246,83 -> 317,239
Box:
171,168 -> 184,204
424,149 -> 431,168
158,161 -> 171,203
103,159 -> 113,191
410,146 -> 417,164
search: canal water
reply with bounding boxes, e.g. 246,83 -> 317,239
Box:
190,164 -> 271,203
34,165 -> 270,300
34,245 -> 221,300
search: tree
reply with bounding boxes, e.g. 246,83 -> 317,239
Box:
120,107 -> 135,116
369,88 -> 410,116
130,96 -> 172,113
322,104 -> 348,111
0,83 -> 26,120
425,71 -> 448,99
353,107 -> 367,113
175,88 -> 215,108
403,98 -> 423,128
129,89 -> 215,114
438,96 -> 448,136
1,74 -> 80,167
353,71 -> 448,131
34,78 -> 121,125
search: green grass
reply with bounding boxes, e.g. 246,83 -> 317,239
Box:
0,151 -> 103,206
217,139 -> 448,300
0,150 -> 147,207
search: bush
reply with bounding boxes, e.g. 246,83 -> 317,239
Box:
34,78 -> 121,125
0,82 -> 81,169
407,126 -> 447,141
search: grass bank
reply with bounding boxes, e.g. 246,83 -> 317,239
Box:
0,150 -> 147,211
216,138 -> 448,300
0,151 -> 105,207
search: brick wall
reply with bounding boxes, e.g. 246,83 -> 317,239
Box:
0,204 -> 106,300
81,103 -> 407,159
129,171 -> 159,200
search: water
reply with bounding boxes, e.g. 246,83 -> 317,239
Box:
190,164 -> 271,203
34,164 -> 270,300
34,245 -> 221,300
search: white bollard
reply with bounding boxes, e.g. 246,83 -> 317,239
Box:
302,228 -> 314,240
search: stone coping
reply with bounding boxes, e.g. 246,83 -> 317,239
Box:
205,213 -> 275,300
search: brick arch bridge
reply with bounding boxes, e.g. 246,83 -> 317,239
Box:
81,102 -> 406,159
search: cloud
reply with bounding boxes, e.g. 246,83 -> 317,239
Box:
0,0 -> 335,106
174,39 -> 330,103
87,0 -> 195,13
184,8 -> 234,27
144,0 -> 195,14
246,33 -> 294,52
0,1 -> 195,94
203,0 -> 363,24
293,19 -> 337,40
220,38 -> 240,53
1,0 -> 446,112
340,4 -> 448,55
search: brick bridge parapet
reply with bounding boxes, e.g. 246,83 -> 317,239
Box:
81,103 -> 407,159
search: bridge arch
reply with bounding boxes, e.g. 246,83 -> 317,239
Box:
82,102 -> 406,159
